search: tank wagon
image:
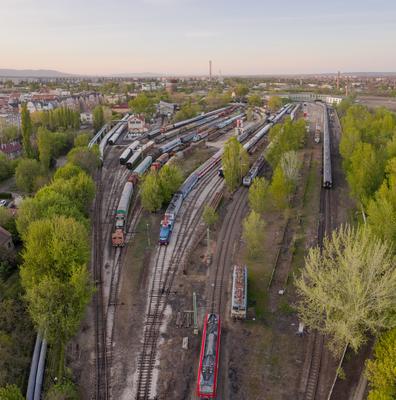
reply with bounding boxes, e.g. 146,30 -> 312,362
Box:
241,104 -> 292,154
107,114 -> 129,145
322,104 -> 332,188
231,265 -> 248,319
130,156 -> 152,182
119,140 -> 140,165
126,140 -> 154,169
242,155 -> 265,187
160,106 -> 230,133
196,313 -> 221,399
290,103 -> 301,121
112,177 -> 135,246
147,127 -> 161,140
151,153 -> 169,171
237,121 -> 262,142
242,123 -> 272,153
216,113 -> 245,130
159,137 -> 182,154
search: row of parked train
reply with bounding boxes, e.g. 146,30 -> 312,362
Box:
158,104 -> 294,247
111,106 -> 244,247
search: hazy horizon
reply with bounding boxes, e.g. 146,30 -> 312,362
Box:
1,0 -> 395,75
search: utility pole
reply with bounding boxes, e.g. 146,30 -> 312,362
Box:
146,223 -> 151,247
206,227 -> 210,258
193,292 -> 198,335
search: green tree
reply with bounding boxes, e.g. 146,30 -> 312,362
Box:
16,191 -> 87,240
74,133 -> 91,147
0,384 -> 24,400
248,177 -> 269,214
234,84 -> 249,98
173,103 -> 201,122
295,224 -> 396,355
248,94 -> 262,107
140,171 -> 163,212
269,166 -> 292,209
21,103 -> 33,158
0,125 -> 19,142
37,127 -> 52,171
242,211 -> 266,258
268,96 -> 282,112
128,93 -> 156,118
45,380 -> 78,400
67,146 -> 100,176
158,165 -> 183,203
346,142 -> 384,204
15,159 -> 42,193
92,105 -> 104,132
366,328 -> 396,400
20,216 -> 93,378
202,205 -> 218,227
53,163 -> 83,181
39,171 -> 95,215
280,151 -> 301,184
0,154 -> 15,183
222,137 -> 249,191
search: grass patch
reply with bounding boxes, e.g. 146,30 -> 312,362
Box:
278,299 -> 295,316
245,254 -> 271,320
175,145 -> 217,178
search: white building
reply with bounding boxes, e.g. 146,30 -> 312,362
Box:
128,115 -> 146,134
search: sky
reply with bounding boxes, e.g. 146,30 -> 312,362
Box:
1,0 -> 396,75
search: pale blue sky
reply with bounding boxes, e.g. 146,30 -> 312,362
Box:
1,0 -> 395,75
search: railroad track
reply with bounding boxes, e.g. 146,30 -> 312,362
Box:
134,167 -> 222,400
302,107 -> 334,400
93,145 -> 144,399
93,170 -> 110,400
210,187 -> 248,314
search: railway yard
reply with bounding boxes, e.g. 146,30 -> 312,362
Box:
66,101 -> 359,400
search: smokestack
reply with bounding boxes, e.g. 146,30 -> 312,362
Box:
209,60 -> 212,81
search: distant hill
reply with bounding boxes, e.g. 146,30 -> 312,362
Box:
111,72 -> 164,77
0,69 -> 74,78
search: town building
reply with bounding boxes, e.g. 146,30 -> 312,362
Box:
128,115 -> 146,134
0,141 -> 22,159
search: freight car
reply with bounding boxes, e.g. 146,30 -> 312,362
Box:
147,127 -> 161,140
322,103 -> 332,188
196,314 -> 221,399
231,265 -> 247,319
112,177 -> 135,246
119,140 -> 140,165
158,137 -> 182,154
151,153 -> 169,171
290,103 -> 301,121
107,114 -> 129,145
125,140 -> 154,169
129,156 -> 152,182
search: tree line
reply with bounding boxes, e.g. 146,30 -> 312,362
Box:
0,137 -> 99,396
294,101 -> 396,398
31,106 -> 80,132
